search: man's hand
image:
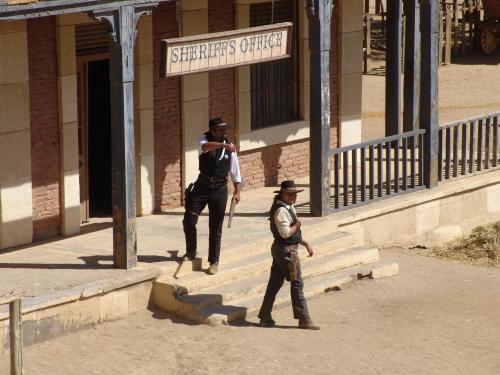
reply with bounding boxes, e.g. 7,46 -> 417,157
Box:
224,143 -> 236,153
232,191 -> 241,204
306,243 -> 314,257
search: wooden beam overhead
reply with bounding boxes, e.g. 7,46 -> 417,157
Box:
0,0 -> 171,21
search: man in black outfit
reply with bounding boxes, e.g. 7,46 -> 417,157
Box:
182,117 -> 241,275
258,180 -> 320,330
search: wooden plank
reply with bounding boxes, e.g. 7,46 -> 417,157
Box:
445,127 -> 451,179
453,0 -> 459,56
403,0 -> 421,133
461,123 -> 467,175
477,118 -> 483,171
445,5 -> 452,64
385,142 -> 391,195
485,116 -> 491,169
334,154 -> 340,209
386,0 -> 402,136
420,0 -> 440,188
0,295 -> 21,306
352,150 -> 358,204
493,116 -> 499,167
402,137 -> 408,190
470,120 -> 476,173
453,125 -> 459,177
438,6 -> 444,65
369,145 -> 375,200
378,144 -> 383,197
361,147 -> 366,201
308,0 -> 332,216
343,152 -> 349,207
9,299 -> 23,375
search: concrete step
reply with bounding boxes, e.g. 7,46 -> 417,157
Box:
195,260 -> 400,326
156,231 -> 359,293
188,246 -> 381,305
153,246 -> 381,321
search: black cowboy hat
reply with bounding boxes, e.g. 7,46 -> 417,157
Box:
209,117 -> 231,130
274,180 -> 304,194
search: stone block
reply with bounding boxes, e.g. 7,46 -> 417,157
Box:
299,81 -> 310,121
486,184 -> 500,213
0,130 -> 31,183
153,282 -> 180,313
371,262 -> 400,279
238,91 -> 251,134
62,121 -> 79,171
182,73 -> 209,102
0,81 -> 30,133
235,4 -> 250,29
128,282 -> 153,314
136,15 -> 153,65
341,0 -> 364,34
298,38 -> 310,84
237,66 -> 250,93
99,290 -> 129,321
182,98 -> 209,147
57,25 -> 76,76
0,20 -> 26,34
416,201 -> 440,236
60,74 -> 78,124
340,116 -> 362,147
298,0 -> 309,40
182,0 -> 208,11
341,31 -> 364,75
138,154 -> 155,216
138,109 -> 154,155
70,298 -> 100,328
183,9 -> 208,36
137,63 -> 154,109
459,189 -> 487,222
0,179 -> 33,249
341,72 -> 362,118
36,316 -> 64,343
0,30 -> 28,84
425,225 -> 463,247
183,145 -> 200,189
21,318 -> 36,347
61,169 -> 80,236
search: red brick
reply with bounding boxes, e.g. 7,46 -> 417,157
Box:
28,16 -> 61,241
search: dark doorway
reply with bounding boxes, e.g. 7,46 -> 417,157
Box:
87,59 -> 112,217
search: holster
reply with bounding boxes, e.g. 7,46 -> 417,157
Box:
184,182 -> 195,205
287,250 -> 299,282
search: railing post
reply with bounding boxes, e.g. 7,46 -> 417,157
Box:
307,0 -> 332,217
420,0 -> 440,188
9,299 -> 23,375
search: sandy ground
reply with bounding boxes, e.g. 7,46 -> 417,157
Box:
1,247 -> 500,375
362,50 -> 500,141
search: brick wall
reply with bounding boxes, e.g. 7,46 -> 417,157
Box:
153,4 -> 183,210
27,16 -> 61,241
208,0 -> 237,142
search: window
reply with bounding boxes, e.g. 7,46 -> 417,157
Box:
250,0 -> 299,130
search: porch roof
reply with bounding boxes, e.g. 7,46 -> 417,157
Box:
0,0 -> 173,21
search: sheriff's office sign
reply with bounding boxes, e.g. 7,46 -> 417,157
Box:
161,22 -> 292,77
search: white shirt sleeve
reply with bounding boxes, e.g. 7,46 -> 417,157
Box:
197,135 -> 208,155
273,206 -> 293,239
229,152 -> 242,183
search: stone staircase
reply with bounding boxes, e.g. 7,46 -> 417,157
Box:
153,227 -> 399,326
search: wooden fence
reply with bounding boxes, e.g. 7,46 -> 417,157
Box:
1,295 -> 23,375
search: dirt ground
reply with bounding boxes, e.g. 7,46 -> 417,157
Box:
1,247 -> 500,375
362,50 -> 500,141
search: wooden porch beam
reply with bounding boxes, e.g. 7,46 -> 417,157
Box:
307,0 -> 332,217
385,0 -> 402,136
403,0 -> 421,132
420,0 -> 440,188
0,0 -> 168,21
90,4 -> 155,269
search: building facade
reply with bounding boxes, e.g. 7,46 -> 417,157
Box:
0,0 -> 364,250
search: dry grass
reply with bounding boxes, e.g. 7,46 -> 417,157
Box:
422,221 -> 500,266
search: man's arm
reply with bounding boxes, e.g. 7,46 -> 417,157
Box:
230,153 -> 242,203
202,141 -> 236,153
299,238 -> 314,257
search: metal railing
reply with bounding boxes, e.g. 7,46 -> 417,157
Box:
438,112 -> 500,181
1,295 -> 23,375
330,129 -> 426,210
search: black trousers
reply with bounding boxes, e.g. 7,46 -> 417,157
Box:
182,180 -> 228,264
258,242 -> 310,321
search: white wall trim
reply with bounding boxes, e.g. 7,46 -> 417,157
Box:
239,120 -> 310,152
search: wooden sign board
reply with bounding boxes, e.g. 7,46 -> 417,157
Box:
161,22 -> 292,77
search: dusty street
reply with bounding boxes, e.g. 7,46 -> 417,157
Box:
2,248 -> 500,375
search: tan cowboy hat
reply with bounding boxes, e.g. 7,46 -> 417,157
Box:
273,180 -> 304,194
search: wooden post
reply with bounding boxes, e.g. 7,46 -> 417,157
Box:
445,5 -> 452,64
420,0 -> 440,188
9,299 -> 23,375
453,0 -> 458,56
307,0 -> 332,217
91,4 -> 156,268
403,0 -> 420,133
386,0 -> 402,136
